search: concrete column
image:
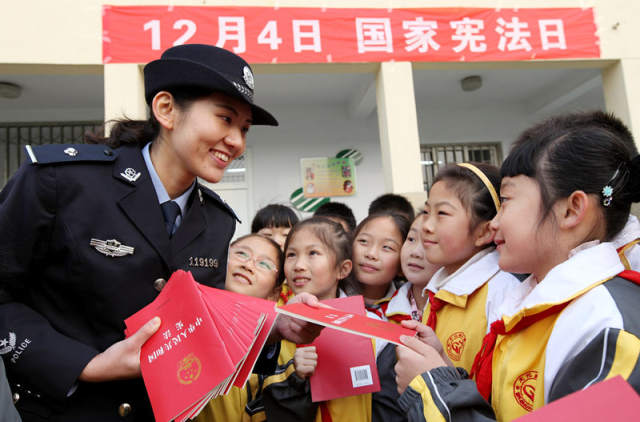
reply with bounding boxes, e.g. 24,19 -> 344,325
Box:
602,58 -> 640,216
375,61 -> 423,196
104,64 -> 146,133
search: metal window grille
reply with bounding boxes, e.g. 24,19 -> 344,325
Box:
420,143 -> 502,190
0,121 -> 102,186
220,154 -> 247,184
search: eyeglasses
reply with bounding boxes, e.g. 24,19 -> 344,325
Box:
229,248 -> 278,273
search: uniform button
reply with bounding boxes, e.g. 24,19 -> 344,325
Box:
12,393 -> 19,404
118,403 -> 132,418
153,278 -> 166,292
104,149 -> 113,156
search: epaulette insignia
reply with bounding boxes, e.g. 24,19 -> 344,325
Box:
198,185 -> 241,223
25,144 -> 117,165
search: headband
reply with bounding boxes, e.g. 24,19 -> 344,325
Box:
457,163 -> 501,212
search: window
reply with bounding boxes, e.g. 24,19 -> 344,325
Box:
420,142 -> 502,190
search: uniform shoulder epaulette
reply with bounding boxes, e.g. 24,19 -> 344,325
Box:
25,144 -> 118,165
197,183 -> 241,223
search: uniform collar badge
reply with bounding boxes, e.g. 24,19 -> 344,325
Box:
120,167 -> 141,183
64,147 -> 78,157
90,238 -> 135,257
198,188 -> 204,204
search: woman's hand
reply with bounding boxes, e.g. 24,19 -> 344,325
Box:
79,317 -> 161,382
293,346 -> 318,379
273,293 -> 326,344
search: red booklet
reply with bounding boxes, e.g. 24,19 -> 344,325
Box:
516,376 -> 640,421
276,301 -> 416,345
124,270 -> 277,422
309,296 -> 381,402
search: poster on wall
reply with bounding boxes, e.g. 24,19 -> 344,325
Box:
300,157 -> 356,198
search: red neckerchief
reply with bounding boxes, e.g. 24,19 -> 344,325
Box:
365,288 -> 398,319
425,291 -> 445,330
469,269 -> 640,401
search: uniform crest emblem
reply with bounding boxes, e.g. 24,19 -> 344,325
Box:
63,147 -> 78,157
0,332 -> 16,355
177,353 -> 202,385
446,331 -> 466,361
120,168 -> 141,182
513,370 -> 538,412
243,66 -> 255,90
90,238 -> 135,257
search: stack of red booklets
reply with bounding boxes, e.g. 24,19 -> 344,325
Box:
124,270 -> 277,422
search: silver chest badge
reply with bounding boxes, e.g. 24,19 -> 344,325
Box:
64,147 -> 78,157
90,238 -> 135,257
120,168 -> 141,182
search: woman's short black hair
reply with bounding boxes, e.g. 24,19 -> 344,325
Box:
251,204 -> 299,233
502,111 -> 640,240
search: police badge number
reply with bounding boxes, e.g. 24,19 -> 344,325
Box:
90,238 -> 135,257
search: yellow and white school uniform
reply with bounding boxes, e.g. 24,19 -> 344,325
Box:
398,242 -> 640,422
385,282 -> 423,324
370,282 -> 425,422
421,248 -> 521,372
194,374 -> 266,422
261,290 -> 372,422
612,215 -> 640,270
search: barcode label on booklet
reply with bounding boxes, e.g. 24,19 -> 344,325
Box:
350,365 -> 373,388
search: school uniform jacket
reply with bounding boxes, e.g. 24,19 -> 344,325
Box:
422,249 -> 521,372
0,143 -> 239,421
370,282 -> 423,422
262,290 -> 371,422
613,215 -> 640,271
194,374 -> 266,422
398,242 -> 640,422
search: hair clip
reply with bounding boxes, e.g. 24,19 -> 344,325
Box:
601,168 -> 620,207
602,185 -> 613,207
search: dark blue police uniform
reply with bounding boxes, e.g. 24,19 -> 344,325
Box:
0,142 -> 238,421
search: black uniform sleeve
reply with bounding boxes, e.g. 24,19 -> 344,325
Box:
397,366 -> 496,422
261,359 -> 318,422
0,164 -> 99,400
0,359 -> 20,422
549,327 -> 640,401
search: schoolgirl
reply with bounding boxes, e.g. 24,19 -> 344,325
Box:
260,217 -> 370,422
251,203 -> 300,306
395,111 -> 640,421
251,204 -> 300,251
196,234 -> 284,422
417,163 -> 521,373
385,214 -> 440,324
371,214 -> 439,422
352,213 -> 411,321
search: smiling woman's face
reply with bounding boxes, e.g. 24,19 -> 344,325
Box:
167,91 -> 252,184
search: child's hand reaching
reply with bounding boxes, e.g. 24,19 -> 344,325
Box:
294,346 -> 318,379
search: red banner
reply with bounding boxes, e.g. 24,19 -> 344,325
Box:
102,6 -> 599,64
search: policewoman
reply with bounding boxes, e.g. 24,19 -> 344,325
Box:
0,44 -> 283,421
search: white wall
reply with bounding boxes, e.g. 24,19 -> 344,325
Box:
248,104 -> 383,225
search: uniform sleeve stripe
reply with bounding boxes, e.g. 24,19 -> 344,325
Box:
425,372 -> 451,422
605,330 -> 640,382
584,328 -> 613,389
